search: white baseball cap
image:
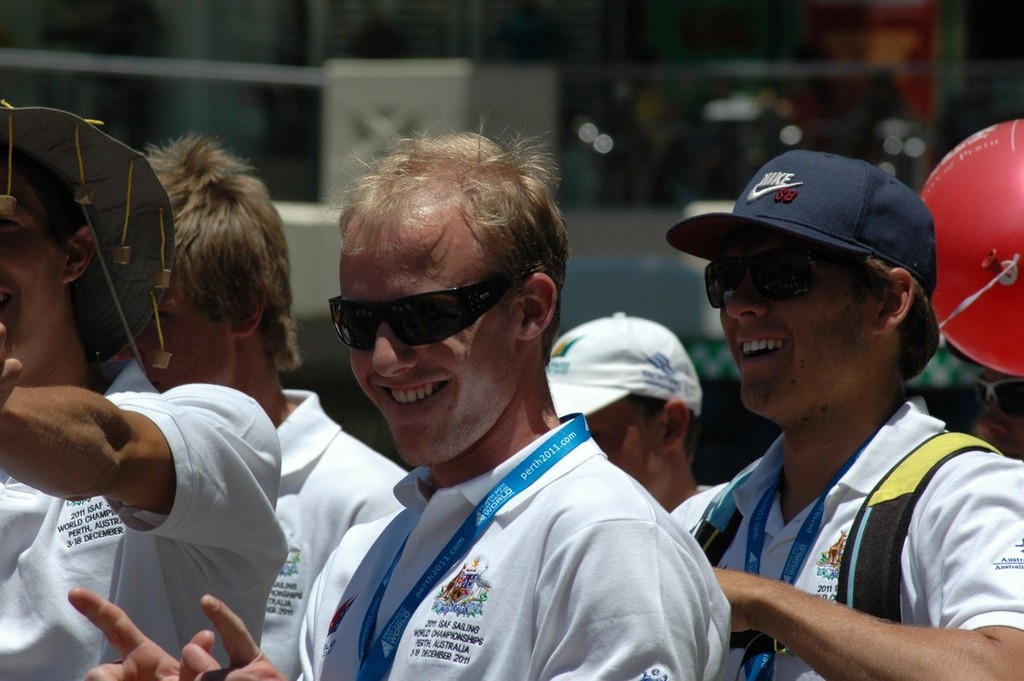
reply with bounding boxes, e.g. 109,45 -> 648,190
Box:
547,312 -> 703,417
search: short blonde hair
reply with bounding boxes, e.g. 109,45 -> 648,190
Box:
146,134 -> 300,371
338,131 -> 569,355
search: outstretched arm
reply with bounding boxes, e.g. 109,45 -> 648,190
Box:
0,323 -> 176,513
719,568 -> 1024,681
69,588 -> 287,681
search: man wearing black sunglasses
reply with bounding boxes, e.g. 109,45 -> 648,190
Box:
74,132 -> 730,681
668,149 -> 1024,681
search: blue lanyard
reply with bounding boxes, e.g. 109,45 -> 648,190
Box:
355,414 -> 590,681
742,441 -> 867,681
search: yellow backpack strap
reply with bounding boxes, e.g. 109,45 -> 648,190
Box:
836,432 -> 1000,621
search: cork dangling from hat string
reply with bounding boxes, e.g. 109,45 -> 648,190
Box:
146,206 -> 172,370
0,113 -> 15,215
68,115 -> 172,368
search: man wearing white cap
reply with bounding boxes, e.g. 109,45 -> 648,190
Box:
547,312 -> 704,510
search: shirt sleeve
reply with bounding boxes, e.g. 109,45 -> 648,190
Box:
532,517 -> 729,681
109,384 -> 286,585
906,450 -> 1024,632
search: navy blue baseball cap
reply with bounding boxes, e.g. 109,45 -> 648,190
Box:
666,150 -> 937,295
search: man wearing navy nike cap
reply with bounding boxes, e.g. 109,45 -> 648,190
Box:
669,149 -> 1024,681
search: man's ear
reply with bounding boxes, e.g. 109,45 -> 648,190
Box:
231,297 -> 265,338
516,271 -> 558,343
62,224 -> 95,284
875,267 -> 915,335
660,399 -> 691,451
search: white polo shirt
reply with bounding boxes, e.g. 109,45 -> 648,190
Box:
0,361 -> 286,681
300,419 -> 729,681
261,390 -> 405,681
674,397 -> 1024,681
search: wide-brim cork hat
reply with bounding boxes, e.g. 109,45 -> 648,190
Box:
0,105 -> 173,361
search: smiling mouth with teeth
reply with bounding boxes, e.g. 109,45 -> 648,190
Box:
742,339 -> 784,357
391,382 -> 442,404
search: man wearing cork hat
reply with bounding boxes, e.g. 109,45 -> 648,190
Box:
669,149 -> 1024,680
547,312 -> 705,509
0,105 -> 286,680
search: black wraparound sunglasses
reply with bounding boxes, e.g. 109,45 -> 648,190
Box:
975,376 -> 1024,416
329,276 -> 513,350
704,248 -> 865,309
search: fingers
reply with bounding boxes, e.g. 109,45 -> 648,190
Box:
70,589 -> 269,681
1,357 -> 20,380
0,337 -> 23,408
69,587 -> 150,656
199,595 -> 263,667
0,358 -> 22,405
190,629 -> 217,654
84,664 -> 126,681
178,632 -> 219,681
179,647 -> 213,681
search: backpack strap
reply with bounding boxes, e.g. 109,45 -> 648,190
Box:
690,471 -> 786,662
835,431 -> 1000,622
692,470 -> 752,565
697,432 -> 999,660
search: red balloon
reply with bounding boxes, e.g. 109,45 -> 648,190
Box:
921,120 -> 1024,375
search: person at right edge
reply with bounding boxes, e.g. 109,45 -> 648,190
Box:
971,366 -> 1024,461
669,149 -> 1024,681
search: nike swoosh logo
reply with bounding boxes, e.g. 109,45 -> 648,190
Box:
746,182 -> 804,203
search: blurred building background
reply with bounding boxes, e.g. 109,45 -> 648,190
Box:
0,0 -> 1008,482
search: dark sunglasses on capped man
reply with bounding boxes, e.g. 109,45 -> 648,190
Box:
329,276 -> 513,350
975,375 -> 1024,417
704,248 -> 864,309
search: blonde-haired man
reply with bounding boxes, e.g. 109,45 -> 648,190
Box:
135,134 -> 405,680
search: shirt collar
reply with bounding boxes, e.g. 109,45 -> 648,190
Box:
732,396 -> 943,514
101,360 -> 157,394
393,417 -> 596,512
278,390 -> 343,474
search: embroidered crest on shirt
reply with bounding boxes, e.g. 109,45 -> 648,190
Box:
267,545 -> 304,618
641,668 -> 669,680
815,530 -> 846,581
432,558 -> 490,617
279,545 -> 301,578
328,595 -> 356,635
321,594 -> 356,660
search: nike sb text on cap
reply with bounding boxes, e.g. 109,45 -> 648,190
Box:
666,149 -> 937,294
546,313 -> 703,417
